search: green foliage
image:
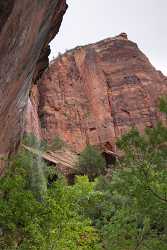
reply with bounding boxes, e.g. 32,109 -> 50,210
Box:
22,133 -> 39,147
23,133 -> 47,151
78,145 -> 106,181
72,99 -> 167,249
23,133 -> 65,152
12,149 -> 47,201
0,150 -> 100,249
49,136 -> 65,151
3,99 -> 167,249
87,125 -> 167,249
159,96 -> 167,114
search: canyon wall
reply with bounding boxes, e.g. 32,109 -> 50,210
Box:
0,0 -> 67,164
29,33 -> 167,153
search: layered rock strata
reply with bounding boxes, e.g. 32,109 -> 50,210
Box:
0,0 -> 67,163
28,33 -> 167,153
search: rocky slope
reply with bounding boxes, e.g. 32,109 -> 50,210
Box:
0,0 -> 67,167
27,33 -> 167,154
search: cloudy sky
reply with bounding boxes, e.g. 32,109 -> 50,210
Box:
50,0 -> 167,75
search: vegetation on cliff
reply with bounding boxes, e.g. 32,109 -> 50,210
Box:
0,150 -> 100,249
1,98 -> 167,249
78,145 -> 106,181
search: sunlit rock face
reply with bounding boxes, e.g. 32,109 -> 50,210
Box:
0,0 -> 67,160
29,33 -> 167,153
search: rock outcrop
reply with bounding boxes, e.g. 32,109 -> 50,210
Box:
0,0 -> 67,163
28,33 -> 167,153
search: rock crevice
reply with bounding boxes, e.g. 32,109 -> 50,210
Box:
27,34 -> 167,153
0,0 -> 67,162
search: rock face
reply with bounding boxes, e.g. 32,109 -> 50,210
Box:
0,0 -> 67,160
26,85 -> 42,139
29,33 -> 167,153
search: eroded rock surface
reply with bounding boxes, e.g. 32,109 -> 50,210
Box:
0,0 -> 67,160
29,33 -> 167,153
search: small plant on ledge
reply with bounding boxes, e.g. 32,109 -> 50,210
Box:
78,145 -> 106,181
48,136 -> 65,151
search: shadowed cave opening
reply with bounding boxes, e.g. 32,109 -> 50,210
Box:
102,152 -> 116,166
0,1 -> 14,33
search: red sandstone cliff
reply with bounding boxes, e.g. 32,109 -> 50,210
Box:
0,0 -> 67,162
28,33 -> 167,153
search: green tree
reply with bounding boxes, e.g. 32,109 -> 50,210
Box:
159,95 -> 167,114
78,145 -> 106,181
75,97 -> 167,249
0,149 -> 101,249
22,133 -> 47,151
49,136 -> 65,151
90,128 -> 167,249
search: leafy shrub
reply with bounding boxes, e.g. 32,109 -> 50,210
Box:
22,133 -> 40,147
87,127 -> 167,249
73,97 -> 167,249
0,150 -> 100,249
49,136 -> 65,151
159,95 -> 167,114
78,145 -> 106,181
3,98 -> 167,249
22,133 -> 48,151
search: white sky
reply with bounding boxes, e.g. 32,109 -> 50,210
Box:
50,0 -> 167,75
